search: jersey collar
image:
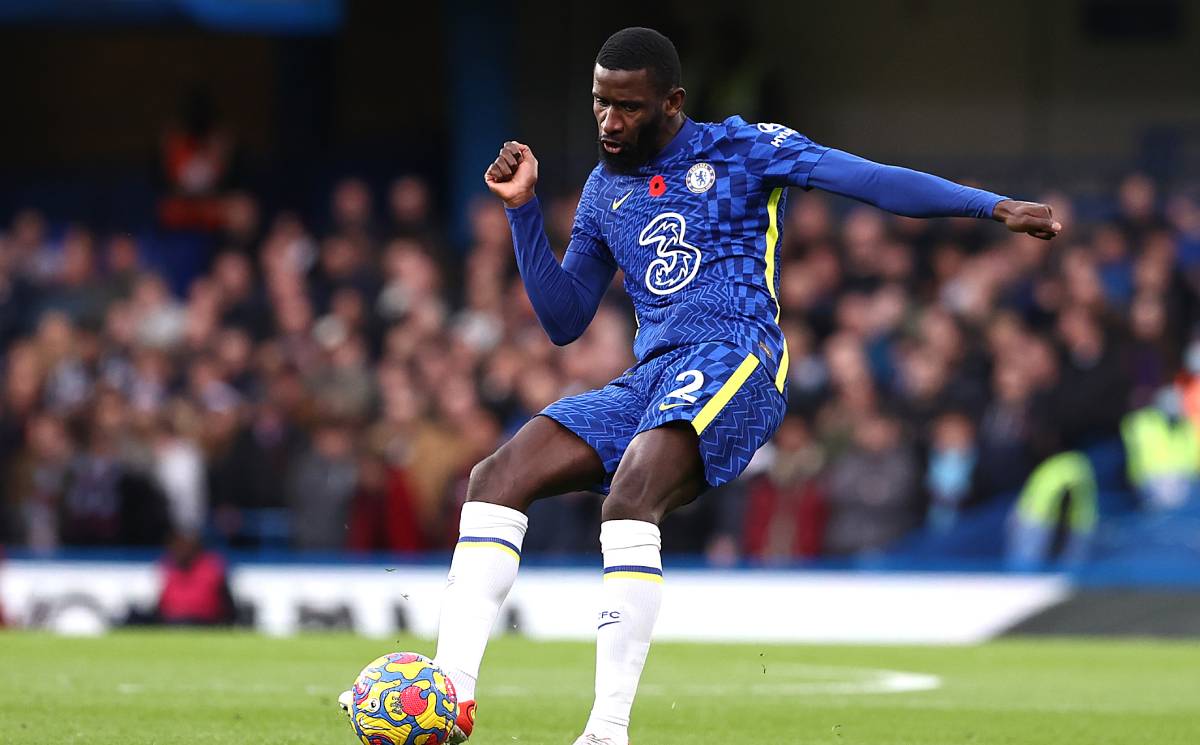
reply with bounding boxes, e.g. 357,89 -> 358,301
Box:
648,116 -> 696,168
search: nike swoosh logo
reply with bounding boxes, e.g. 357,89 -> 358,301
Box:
658,402 -> 689,411
611,189 -> 634,210
597,620 -> 621,630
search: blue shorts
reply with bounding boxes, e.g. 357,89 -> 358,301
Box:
540,341 -> 786,491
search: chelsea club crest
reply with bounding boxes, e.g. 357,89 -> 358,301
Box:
685,162 -> 716,194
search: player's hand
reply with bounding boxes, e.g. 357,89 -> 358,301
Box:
993,199 -> 1062,240
484,141 -> 538,209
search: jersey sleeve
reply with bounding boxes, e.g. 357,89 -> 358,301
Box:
807,148 -> 1006,219
723,116 -> 830,189
567,167 -> 617,267
722,116 -> 1006,219
505,169 -> 617,346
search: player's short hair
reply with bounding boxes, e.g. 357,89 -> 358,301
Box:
596,27 -> 681,95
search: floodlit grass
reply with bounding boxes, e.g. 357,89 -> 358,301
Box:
1,631 -> 1197,744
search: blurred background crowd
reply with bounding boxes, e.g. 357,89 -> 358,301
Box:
1,0 -> 1198,569
3,153 -> 1199,563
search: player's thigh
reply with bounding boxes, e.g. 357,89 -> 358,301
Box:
603,422 -> 707,524
467,414 -> 606,511
538,378 -> 646,484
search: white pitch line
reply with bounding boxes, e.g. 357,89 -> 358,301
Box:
485,665 -> 942,698
113,666 -> 946,701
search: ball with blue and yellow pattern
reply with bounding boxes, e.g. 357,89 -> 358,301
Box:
349,652 -> 459,745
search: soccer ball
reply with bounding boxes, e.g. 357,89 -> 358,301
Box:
348,652 -> 459,745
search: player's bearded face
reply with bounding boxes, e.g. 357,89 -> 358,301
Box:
598,108 -> 664,175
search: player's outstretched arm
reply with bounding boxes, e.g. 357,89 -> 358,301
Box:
485,142 -> 616,345
807,149 -> 1062,240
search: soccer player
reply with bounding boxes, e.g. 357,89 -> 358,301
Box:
344,26 -> 1061,745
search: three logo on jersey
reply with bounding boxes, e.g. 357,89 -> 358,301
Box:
611,162 -> 717,296
641,212 -> 701,295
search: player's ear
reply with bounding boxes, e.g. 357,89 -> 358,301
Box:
664,86 -> 685,118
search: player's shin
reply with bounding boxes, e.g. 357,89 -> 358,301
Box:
434,501 -> 528,704
585,519 -> 664,744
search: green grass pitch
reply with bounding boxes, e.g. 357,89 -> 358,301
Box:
2,631 -> 1197,744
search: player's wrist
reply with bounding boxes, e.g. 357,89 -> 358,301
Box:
991,198 -> 1015,222
503,191 -> 537,210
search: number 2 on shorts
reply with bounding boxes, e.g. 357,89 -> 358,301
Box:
665,370 -> 705,403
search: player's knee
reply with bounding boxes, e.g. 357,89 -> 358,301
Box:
466,453 -> 506,501
604,434 -> 707,524
465,450 -> 526,510
601,490 -> 662,524
466,457 -> 491,496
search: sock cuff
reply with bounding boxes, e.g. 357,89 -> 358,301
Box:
600,520 -> 662,576
600,520 -> 661,552
458,501 -> 529,553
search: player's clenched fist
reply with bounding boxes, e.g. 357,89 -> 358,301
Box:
993,199 -> 1063,241
484,141 -> 538,209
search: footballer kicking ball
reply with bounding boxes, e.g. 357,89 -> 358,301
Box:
347,652 -> 459,745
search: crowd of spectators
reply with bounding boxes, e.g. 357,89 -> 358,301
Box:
1,169 -> 1199,562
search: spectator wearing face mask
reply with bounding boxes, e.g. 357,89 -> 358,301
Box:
925,411 -> 980,532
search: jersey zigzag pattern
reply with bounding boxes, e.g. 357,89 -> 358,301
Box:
568,115 -> 828,389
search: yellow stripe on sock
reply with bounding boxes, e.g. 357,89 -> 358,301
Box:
455,541 -> 520,562
691,353 -> 760,435
602,571 -> 665,583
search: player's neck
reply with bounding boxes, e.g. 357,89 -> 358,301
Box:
653,114 -> 686,155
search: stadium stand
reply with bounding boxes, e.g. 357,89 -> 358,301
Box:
2,168 -> 1199,569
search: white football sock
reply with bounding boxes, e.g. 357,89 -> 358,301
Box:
584,520 -> 663,744
434,501 -> 527,703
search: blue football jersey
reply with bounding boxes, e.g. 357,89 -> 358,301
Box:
568,115 -> 828,393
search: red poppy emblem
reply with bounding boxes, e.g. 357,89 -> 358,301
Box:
648,175 -> 666,197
